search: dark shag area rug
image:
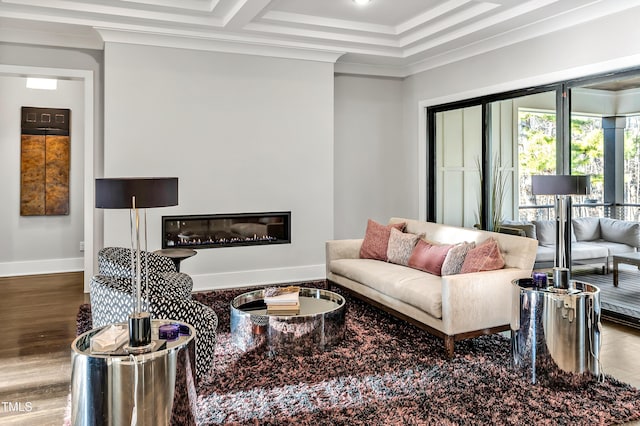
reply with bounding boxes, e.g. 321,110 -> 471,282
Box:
77,281 -> 640,425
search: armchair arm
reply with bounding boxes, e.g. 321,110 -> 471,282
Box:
325,239 -> 363,276
440,268 -> 530,335
150,297 -> 218,381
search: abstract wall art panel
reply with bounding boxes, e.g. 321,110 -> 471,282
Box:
20,107 -> 70,216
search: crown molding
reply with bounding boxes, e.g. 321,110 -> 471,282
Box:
2,0 -> 640,78
405,0 -> 640,77
95,27 -> 345,63
334,61 -> 408,79
0,23 -> 102,49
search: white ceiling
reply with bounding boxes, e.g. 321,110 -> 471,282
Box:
1,0 -> 638,77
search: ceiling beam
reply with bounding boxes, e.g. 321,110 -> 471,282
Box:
223,0 -> 271,29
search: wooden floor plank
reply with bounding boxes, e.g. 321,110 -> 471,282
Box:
0,272 -> 84,424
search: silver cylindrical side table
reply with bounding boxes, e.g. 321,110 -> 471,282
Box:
70,319 -> 196,425
231,287 -> 346,355
511,278 -> 602,386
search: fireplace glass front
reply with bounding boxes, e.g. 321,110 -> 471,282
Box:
162,212 -> 290,249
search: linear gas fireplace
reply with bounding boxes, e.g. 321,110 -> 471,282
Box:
162,211 -> 291,249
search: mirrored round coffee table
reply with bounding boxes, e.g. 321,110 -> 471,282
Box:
230,287 -> 346,355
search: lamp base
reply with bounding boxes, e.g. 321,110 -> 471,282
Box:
128,312 -> 151,348
553,267 -> 571,289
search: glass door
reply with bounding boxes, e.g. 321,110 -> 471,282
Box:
429,89 -> 559,229
428,68 -> 640,231
433,105 -> 482,228
513,91 -> 559,221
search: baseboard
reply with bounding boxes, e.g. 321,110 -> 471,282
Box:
0,257 -> 84,277
190,264 -> 326,291
0,260 -> 326,290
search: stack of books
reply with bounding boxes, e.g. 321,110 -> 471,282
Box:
263,286 -> 300,315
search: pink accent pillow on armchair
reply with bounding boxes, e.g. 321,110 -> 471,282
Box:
359,219 -> 405,261
460,238 -> 505,273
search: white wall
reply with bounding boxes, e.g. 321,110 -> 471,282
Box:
0,43 -> 101,284
0,75 -> 85,275
333,74 -> 410,239
102,43 -> 334,290
4,5 -> 640,282
404,6 -> 640,221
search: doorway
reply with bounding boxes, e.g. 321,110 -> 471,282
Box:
0,64 -> 95,290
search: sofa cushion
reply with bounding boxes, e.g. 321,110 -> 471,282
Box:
570,242 -> 609,261
329,258 -> 443,318
600,218 -> 640,248
441,241 -> 475,276
536,240 -> 608,263
460,238 -> 505,273
387,228 -> 421,266
584,240 -> 636,257
572,217 -> 601,241
360,219 -> 405,261
536,245 -> 555,263
533,220 -> 555,246
534,220 -> 577,246
408,240 -> 452,276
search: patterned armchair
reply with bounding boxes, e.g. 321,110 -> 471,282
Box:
97,246 -> 193,299
90,247 -> 218,380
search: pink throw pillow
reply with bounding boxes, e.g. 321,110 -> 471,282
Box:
459,238 -> 505,273
359,219 -> 406,261
408,239 -> 452,276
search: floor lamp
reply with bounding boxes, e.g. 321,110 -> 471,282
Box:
95,177 -> 178,350
531,175 -> 590,288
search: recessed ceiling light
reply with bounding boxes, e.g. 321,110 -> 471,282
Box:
353,0 -> 371,5
26,78 -> 57,90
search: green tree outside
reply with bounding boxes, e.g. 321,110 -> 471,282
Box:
518,111 -> 640,221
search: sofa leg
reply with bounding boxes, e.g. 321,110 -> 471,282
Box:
444,336 -> 454,358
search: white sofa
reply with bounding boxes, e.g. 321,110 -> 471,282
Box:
504,217 -> 640,271
326,218 -> 537,357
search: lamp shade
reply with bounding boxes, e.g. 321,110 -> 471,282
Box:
531,175 -> 590,196
95,177 -> 178,209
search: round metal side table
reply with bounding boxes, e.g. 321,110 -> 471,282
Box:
70,319 -> 196,425
511,278 -> 602,386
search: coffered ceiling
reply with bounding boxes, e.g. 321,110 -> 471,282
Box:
0,0 -> 638,77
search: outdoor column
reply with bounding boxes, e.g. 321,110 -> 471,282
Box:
602,116 -> 625,219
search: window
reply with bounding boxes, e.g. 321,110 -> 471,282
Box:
570,114 -> 603,218
518,109 -> 556,221
427,67 -> 640,227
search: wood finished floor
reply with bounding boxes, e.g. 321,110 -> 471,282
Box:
0,272 -> 87,425
0,273 -> 639,425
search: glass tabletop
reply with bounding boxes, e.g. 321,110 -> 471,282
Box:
232,287 -> 345,317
